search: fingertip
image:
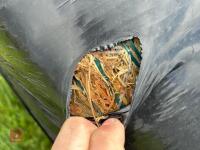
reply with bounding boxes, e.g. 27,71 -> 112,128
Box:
89,118 -> 125,150
66,117 -> 97,131
101,118 -> 125,134
52,117 -> 97,150
102,118 -> 124,127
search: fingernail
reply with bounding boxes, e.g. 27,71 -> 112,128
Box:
102,118 -> 117,126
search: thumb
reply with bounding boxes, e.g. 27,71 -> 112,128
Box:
89,118 -> 125,150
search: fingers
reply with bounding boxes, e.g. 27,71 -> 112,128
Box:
52,117 -> 125,150
52,117 -> 97,150
89,118 -> 125,150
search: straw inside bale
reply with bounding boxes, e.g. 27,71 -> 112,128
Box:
69,37 -> 142,124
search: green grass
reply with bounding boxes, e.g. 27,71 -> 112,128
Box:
0,75 -> 52,150
0,24 -> 54,149
0,25 -> 64,119
0,23 -> 65,144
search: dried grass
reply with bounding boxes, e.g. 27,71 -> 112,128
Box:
70,37 -> 142,124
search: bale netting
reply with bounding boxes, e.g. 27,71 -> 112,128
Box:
70,37 -> 143,125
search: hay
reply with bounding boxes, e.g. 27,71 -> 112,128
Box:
70,37 -> 142,124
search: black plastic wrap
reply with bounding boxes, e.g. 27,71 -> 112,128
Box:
0,0 -> 200,149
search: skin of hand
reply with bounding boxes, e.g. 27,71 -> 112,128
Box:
51,117 -> 125,150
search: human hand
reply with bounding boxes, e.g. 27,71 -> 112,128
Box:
51,117 -> 125,150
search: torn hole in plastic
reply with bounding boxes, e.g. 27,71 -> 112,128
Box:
68,36 -> 143,126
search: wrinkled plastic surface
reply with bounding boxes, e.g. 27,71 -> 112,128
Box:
0,0 -> 200,149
